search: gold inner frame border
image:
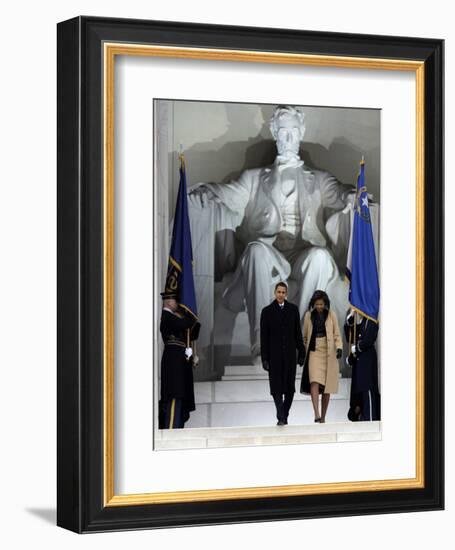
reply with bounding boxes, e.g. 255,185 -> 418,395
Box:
103,42 -> 425,507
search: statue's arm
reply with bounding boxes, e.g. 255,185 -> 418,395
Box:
188,170 -> 252,214
321,172 -> 376,213
320,173 -> 355,210
321,174 -> 355,262
187,171 -> 254,280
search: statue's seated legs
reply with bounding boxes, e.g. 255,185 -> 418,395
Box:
290,247 -> 336,315
290,246 -> 350,334
222,240 -> 291,357
222,242 -> 350,362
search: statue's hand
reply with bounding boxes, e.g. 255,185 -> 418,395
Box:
343,191 -> 374,213
343,192 -> 356,213
188,185 -> 216,208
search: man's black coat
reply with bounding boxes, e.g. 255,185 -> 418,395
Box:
260,300 -> 305,395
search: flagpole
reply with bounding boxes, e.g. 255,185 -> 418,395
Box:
180,147 -> 194,362
181,147 -> 190,362
353,311 -> 356,351
186,328 -> 191,362
166,147 -> 198,361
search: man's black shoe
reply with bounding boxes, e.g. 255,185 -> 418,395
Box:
277,420 -> 285,426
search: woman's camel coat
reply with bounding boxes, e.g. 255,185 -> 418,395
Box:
300,309 -> 343,395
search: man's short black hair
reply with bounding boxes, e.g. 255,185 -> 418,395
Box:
275,281 -> 288,291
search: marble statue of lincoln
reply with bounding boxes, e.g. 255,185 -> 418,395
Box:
189,105 -> 355,363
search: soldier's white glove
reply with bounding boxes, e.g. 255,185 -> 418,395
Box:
351,344 -> 357,355
185,347 -> 193,359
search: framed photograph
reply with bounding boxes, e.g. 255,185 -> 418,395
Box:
57,16 -> 444,532
151,98 -> 382,450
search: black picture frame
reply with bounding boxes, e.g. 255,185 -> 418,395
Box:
57,16 -> 444,533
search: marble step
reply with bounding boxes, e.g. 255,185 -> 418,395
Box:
186,395 -> 352,428
222,364 -> 304,381
158,420 -> 380,439
194,378 -> 350,404
155,421 -> 381,450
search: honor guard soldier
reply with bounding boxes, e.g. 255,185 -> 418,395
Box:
159,291 -> 201,429
344,310 -> 381,422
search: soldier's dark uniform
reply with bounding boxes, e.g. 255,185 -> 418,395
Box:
159,296 -> 201,429
344,315 -> 381,422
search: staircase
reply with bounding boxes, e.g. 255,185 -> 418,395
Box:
155,365 -> 381,450
185,364 -> 352,428
155,420 -> 381,450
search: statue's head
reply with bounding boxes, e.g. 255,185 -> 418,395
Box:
269,105 -> 306,158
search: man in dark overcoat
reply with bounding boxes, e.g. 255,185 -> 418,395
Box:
260,282 -> 305,425
344,311 -> 381,421
159,291 -> 201,429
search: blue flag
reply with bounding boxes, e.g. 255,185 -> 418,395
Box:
164,155 -> 198,320
346,160 -> 380,322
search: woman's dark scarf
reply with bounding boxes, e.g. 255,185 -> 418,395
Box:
308,308 -> 329,352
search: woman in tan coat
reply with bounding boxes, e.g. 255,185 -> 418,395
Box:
300,290 -> 343,423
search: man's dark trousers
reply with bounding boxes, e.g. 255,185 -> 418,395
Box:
273,393 -> 294,423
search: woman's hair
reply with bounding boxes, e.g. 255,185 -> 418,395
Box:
308,290 -> 330,311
